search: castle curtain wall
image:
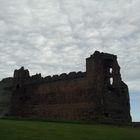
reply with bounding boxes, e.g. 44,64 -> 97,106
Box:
10,51 -> 131,123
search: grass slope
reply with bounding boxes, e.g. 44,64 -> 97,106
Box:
0,119 -> 140,140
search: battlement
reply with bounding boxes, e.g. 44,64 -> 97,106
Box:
43,71 -> 86,83
13,51 -> 118,84
13,51 -> 120,86
14,69 -> 86,85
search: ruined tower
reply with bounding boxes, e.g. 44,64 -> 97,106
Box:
10,51 -> 131,123
13,66 -> 30,86
86,51 -> 131,122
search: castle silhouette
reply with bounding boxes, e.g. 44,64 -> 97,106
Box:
9,51 -> 131,123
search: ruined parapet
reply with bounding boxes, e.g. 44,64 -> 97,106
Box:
13,68 -> 86,84
43,71 -> 86,83
31,73 -> 42,79
30,73 -> 43,83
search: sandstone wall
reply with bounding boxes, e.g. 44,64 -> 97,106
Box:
10,51 -> 132,123
11,74 -> 101,121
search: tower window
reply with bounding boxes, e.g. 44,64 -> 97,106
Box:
110,77 -> 113,85
110,68 -> 113,74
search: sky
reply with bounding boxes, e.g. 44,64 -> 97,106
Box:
0,0 -> 140,121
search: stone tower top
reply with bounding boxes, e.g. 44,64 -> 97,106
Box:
13,66 -> 30,80
87,51 -> 117,61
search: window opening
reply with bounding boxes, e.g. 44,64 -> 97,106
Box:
110,68 -> 113,74
110,77 -> 113,85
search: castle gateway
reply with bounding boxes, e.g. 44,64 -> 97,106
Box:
10,51 -> 132,123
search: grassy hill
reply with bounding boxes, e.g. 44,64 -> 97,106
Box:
0,119 -> 139,140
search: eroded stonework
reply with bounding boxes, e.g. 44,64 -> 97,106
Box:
10,51 -> 132,123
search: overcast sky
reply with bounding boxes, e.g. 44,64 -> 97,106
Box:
0,0 -> 140,121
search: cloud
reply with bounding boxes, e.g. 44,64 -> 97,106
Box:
0,0 -> 140,92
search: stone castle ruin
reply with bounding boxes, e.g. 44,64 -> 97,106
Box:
9,51 -> 131,123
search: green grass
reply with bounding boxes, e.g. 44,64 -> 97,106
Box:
0,119 -> 139,140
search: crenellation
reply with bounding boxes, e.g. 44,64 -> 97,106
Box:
59,73 -> 68,80
44,76 -> 52,82
31,73 -> 42,79
38,72 -> 86,83
68,72 -> 77,79
52,75 -> 59,81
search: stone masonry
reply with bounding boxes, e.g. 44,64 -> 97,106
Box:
10,51 -> 132,123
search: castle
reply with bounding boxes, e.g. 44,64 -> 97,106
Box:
9,51 -> 131,123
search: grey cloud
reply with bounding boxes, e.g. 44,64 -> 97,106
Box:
0,0 -> 140,92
